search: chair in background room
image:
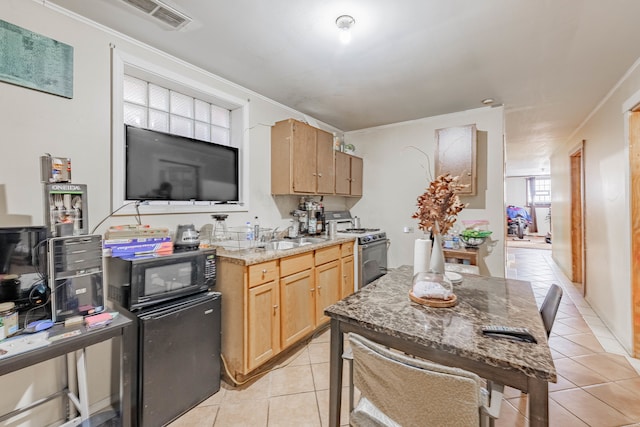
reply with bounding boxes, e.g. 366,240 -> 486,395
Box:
346,333 -> 503,427
540,284 -> 563,337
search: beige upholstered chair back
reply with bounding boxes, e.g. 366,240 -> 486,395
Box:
349,333 -> 484,427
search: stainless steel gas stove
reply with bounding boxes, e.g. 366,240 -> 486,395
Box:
326,211 -> 389,289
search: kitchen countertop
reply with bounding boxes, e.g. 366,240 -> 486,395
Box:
212,236 -> 356,266
324,265 -> 556,427
326,264 -> 556,382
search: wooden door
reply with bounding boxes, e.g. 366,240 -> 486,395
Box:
630,110 -> 640,357
350,156 -> 363,196
570,145 -> 584,290
315,260 -> 340,326
292,121 -> 317,193
335,151 -> 351,195
316,129 -> 335,194
247,281 -> 280,371
280,269 -> 315,348
341,255 -> 355,298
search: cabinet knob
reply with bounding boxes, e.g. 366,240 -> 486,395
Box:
262,269 -> 268,274
312,172 -> 317,176
310,288 -> 315,292
318,173 -> 323,177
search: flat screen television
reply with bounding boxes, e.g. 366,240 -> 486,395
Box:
125,125 -> 239,203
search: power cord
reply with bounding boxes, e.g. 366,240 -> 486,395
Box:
90,200 -> 142,234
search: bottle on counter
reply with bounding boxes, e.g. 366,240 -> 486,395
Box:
253,216 -> 260,241
246,221 -> 253,241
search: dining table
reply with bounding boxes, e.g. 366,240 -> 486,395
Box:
325,265 -> 557,427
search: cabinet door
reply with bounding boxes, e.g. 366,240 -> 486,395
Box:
335,151 -> 351,195
350,156 -> 363,196
292,121 -> 317,193
341,255 -> 355,298
316,129 -> 335,194
315,260 -> 340,326
280,269 -> 315,349
247,281 -> 280,371
435,124 -> 477,195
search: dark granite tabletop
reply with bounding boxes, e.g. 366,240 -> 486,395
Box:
325,265 -> 556,382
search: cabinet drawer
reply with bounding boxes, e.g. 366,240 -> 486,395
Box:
280,252 -> 313,277
315,245 -> 340,266
248,261 -> 278,288
341,241 -> 355,257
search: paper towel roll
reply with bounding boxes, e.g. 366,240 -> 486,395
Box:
413,238 -> 432,276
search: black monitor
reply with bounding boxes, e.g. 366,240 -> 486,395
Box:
0,226 -> 48,294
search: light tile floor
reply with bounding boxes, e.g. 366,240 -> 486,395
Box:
169,247 -> 640,426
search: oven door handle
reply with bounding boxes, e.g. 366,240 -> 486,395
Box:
360,239 -> 388,250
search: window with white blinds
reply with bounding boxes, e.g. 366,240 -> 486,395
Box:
123,75 -> 231,146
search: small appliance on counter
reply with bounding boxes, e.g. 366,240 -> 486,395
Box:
174,224 -> 200,250
294,197 -> 325,236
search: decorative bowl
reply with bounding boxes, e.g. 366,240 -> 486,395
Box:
460,235 -> 486,247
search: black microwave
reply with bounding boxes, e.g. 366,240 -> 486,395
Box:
106,248 -> 216,311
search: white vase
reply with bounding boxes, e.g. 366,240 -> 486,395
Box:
413,238 -> 432,276
429,233 -> 445,274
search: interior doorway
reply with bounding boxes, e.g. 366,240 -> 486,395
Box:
570,144 -> 584,294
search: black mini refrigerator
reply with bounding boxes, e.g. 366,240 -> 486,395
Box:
137,291 -> 221,427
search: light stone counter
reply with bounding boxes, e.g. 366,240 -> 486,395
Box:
212,236 -> 356,266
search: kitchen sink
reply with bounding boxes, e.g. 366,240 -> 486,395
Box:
262,240 -> 299,251
292,237 -> 327,245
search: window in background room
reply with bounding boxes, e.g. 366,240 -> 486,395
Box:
527,176 -> 551,207
123,75 -> 231,146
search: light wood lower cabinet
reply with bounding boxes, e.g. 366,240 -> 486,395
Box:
280,268 -> 315,349
217,242 -> 355,381
247,281 -> 280,371
315,259 -> 340,326
341,255 -> 355,298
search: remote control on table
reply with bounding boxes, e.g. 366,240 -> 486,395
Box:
482,325 -> 537,343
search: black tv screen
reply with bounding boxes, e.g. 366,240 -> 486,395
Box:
125,125 -> 239,202
0,226 -> 48,290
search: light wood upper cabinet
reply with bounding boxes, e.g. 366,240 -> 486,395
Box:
271,118 -> 335,195
435,124 -> 477,196
335,151 -> 363,197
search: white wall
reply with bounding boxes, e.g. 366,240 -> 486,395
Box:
551,58 -> 640,353
344,107 -> 505,277
0,1 -> 347,424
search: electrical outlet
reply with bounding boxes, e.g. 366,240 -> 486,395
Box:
403,226 -> 414,233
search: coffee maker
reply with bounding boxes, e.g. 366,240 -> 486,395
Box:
296,198 -> 325,236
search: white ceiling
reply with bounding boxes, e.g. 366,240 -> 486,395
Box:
46,0 -> 640,176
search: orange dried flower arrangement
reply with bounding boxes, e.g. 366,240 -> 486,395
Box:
412,173 -> 468,235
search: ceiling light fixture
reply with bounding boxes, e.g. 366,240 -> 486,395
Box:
481,98 -> 495,105
336,15 -> 355,44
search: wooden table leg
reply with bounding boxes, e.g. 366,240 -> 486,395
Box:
528,377 -> 549,427
329,319 -> 344,427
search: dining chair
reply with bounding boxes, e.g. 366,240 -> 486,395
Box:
540,284 -> 563,337
346,333 -> 503,427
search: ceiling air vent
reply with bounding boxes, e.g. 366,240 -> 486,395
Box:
119,0 -> 191,30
